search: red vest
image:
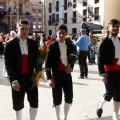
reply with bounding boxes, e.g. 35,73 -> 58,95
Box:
59,59 -> 66,70
104,58 -> 120,71
21,55 -> 30,74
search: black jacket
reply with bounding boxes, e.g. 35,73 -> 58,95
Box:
45,40 -> 75,80
97,35 -> 120,75
4,37 -> 38,83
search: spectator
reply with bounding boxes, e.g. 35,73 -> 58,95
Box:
45,35 -> 54,47
74,29 -> 90,79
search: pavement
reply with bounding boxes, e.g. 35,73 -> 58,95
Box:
0,57 -> 118,120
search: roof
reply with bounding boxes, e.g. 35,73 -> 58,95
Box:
82,22 -> 104,34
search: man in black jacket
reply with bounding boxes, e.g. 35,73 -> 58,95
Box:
45,24 -> 75,120
97,19 -> 120,120
4,20 -> 38,120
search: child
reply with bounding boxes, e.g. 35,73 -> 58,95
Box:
45,24 -> 75,120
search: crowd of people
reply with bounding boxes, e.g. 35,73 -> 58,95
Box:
0,18 -> 120,120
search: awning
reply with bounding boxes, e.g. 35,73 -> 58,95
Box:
82,22 -> 104,34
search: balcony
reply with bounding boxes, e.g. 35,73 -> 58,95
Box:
82,15 -> 87,21
48,8 -> 52,13
55,7 -> 59,12
48,21 -> 52,25
73,3 -> 77,8
71,17 -> 76,23
62,18 -> 67,24
63,5 -> 67,10
94,14 -> 99,20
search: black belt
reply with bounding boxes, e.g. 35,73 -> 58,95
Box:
79,50 -> 88,52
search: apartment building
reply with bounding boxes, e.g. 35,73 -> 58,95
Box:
45,0 -> 120,35
0,0 -> 44,34
30,0 -> 44,33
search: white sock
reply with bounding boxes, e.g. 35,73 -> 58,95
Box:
98,97 -> 106,109
15,110 -> 22,120
63,102 -> 71,120
29,107 -> 38,120
55,105 -> 61,120
113,101 -> 120,120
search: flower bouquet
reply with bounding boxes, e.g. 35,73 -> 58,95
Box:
31,45 -> 50,89
67,54 -> 78,68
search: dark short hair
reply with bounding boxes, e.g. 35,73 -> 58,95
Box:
18,20 -> 30,27
108,19 -> 120,25
42,33 -> 45,37
56,24 -> 68,33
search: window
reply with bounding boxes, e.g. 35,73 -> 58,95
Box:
83,9 -> 87,16
48,3 -> 52,13
19,5 -> 22,15
56,1 -> 59,12
56,14 -> 59,23
33,18 -> 36,21
73,0 -> 76,3
94,7 -> 99,20
49,30 -> 52,35
72,11 -> 76,23
32,9 -> 35,12
73,3 -> 77,8
64,0 -> 67,10
94,0 -> 99,4
83,1 -> 87,6
83,9 -> 87,21
38,9 -> 41,12
63,13 -> 67,24
72,28 -> 77,34
48,15 -> 52,25
38,18 -> 41,21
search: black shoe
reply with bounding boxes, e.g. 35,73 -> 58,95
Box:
78,76 -> 84,79
85,75 -> 88,78
96,102 -> 103,118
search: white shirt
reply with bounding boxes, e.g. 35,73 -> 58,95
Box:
111,37 -> 120,65
19,37 -> 28,55
58,40 -> 68,66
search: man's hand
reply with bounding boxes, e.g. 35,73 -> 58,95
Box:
49,79 -> 55,88
101,74 -> 108,83
65,67 -> 72,74
12,81 -> 21,91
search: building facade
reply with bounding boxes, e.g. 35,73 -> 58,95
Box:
45,0 -> 120,35
0,0 -> 45,34
30,0 -> 44,33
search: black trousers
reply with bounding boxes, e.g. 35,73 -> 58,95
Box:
52,70 -> 73,106
11,73 -> 38,111
78,50 -> 88,77
104,71 -> 120,102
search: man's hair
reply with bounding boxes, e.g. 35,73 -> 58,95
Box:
56,24 -> 68,33
108,19 -> 120,25
42,33 -> 45,37
18,20 -> 30,27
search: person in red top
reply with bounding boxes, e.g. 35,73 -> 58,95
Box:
45,35 -> 54,47
0,33 -> 5,42
97,19 -> 120,120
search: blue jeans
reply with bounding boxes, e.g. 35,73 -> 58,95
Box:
88,48 -> 95,64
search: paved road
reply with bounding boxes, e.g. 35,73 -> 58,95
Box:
0,57 -> 117,120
